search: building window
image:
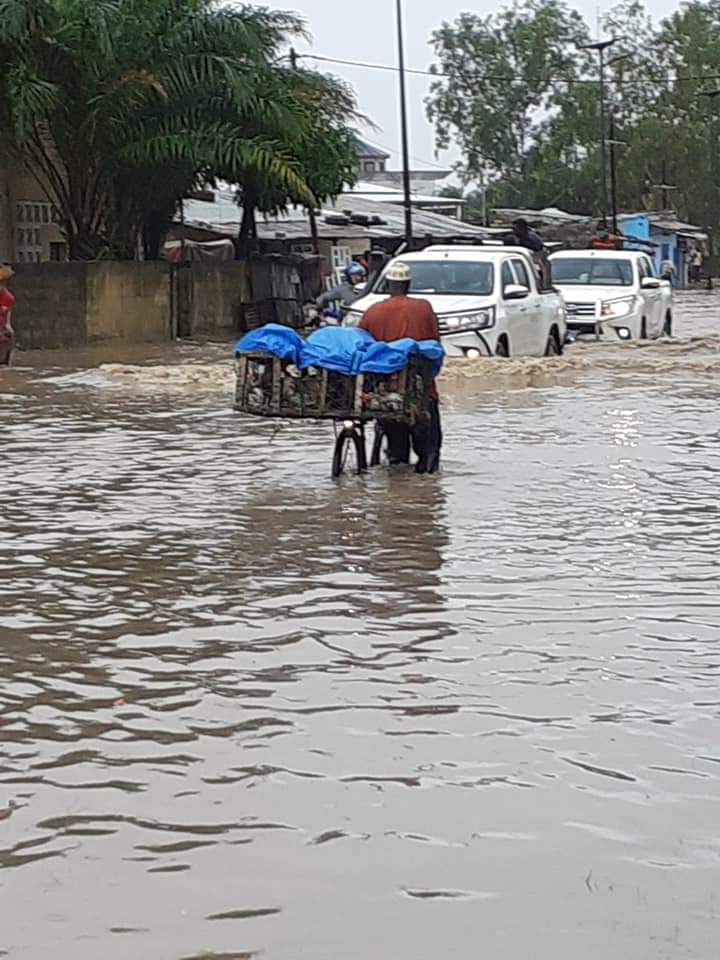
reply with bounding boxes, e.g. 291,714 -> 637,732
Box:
50,242 -> 67,262
362,160 -> 376,173
15,201 -> 58,262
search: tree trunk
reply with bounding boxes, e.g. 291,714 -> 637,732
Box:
236,184 -> 258,261
309,209 -> 319,254
142,209 -> 164,260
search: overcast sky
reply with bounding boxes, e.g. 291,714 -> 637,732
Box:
265,0 -> 681,175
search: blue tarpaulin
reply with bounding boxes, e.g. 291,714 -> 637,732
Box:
359,338 -> 444,377
235,325 -> 444,377
234,324 -> 303,364
300,327 -> 375,374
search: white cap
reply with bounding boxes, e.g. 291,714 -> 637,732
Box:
385,261 -> 411,283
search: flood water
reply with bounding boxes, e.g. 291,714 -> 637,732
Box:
2,292 -> 720,959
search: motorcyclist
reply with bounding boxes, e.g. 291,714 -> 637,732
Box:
315,262 -> 367,312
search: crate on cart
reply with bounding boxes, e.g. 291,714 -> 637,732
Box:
235,352 -> 434,423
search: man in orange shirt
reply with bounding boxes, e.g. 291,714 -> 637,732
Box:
359,262 -> 442,473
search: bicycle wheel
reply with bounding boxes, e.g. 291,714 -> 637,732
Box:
332,428 -> 367,478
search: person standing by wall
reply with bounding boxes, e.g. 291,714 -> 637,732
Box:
0,264 -> 15,367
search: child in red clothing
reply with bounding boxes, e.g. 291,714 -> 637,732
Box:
0,263 -> 15,366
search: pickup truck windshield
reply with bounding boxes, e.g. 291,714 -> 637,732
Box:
376,261 -> 494,296
551,258 -> 634,286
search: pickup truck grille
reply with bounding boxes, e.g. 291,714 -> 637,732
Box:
565,302 -> 597,318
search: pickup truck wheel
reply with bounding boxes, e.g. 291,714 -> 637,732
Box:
544,330 -> 561,356
495,337 -> 510,358
640,317 -> 648,340
664,311 -> 673,336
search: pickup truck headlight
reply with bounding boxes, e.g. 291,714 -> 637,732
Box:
444,307 -> 496,332
601,296 -> 638,319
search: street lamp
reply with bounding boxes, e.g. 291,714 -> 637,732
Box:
607,124 -> 627,234
396,0 -> 413,243
582,39 -> 617,224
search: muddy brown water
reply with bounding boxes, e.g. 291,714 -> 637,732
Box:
2,292 -> 720,959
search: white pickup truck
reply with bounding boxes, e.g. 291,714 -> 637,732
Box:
549,249 -> 673,341
345,246 -> 567,359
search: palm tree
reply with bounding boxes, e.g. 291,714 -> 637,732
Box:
0,0 -> 327,259
231,66 -> 360,258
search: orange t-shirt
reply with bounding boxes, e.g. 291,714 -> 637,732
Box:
359,296 -> 440,398
359,296 -> 439,343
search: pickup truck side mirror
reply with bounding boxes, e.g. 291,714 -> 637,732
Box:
504,284 -> 530,300
640,277 -> 661,290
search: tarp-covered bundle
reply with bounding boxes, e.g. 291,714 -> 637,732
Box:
235,324 -> 444,376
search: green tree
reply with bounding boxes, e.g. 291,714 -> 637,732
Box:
426,0 -> 720,229
234,68 -> 359,258
0,0 -> 356,259
427,0 -> 591,185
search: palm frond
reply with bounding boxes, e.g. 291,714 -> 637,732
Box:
0,0 -> 54,42
6,61 -> 59,141
121,123 -> 314,206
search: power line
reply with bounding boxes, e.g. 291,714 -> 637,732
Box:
301,52 -> 720,88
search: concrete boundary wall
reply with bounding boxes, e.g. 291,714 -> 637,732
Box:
13,262 -> 170,350
12,261 -> 252,350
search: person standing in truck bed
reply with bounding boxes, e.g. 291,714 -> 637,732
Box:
359,262 -> 442,474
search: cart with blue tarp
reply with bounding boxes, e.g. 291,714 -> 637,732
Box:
234,324 -> 443,477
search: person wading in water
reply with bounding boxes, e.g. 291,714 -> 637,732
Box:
0,263 -> 15,367
359,262 -> 442,474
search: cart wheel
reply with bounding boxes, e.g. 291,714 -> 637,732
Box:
332,428 -> 367,479
370,423 -> 389,467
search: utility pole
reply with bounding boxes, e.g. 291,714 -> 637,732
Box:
290,48 -> 320,255
583,39 -> 616,224
609,114 -> 619,234
700,89 -> 720,280
396,0 -> 413,244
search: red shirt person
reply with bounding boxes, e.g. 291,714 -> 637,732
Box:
591,221 -> 620,250
0,263 -> 15,367
359,262 -> 440,398
359,261 -> 442,473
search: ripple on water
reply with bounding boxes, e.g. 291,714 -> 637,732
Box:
0,294 -> 719,959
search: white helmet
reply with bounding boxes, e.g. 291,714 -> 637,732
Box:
385,261 -> 411,283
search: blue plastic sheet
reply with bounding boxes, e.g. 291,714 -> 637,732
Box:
359,338 -> 445,377
234,324 -> 303,364
235,324 -> 444,377
300,327 -> 375,374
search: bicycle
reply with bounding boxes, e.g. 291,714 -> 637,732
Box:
331,419 -> 369,478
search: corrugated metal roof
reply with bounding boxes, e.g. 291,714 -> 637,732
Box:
180,189 -> 492,242
494,207 -> 591,224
